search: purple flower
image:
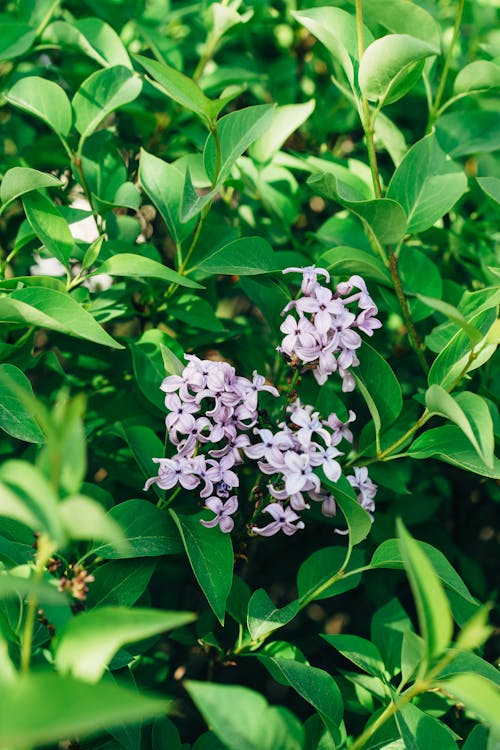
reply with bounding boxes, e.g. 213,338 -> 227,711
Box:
200,496 -> 238,533
252,503 -> 305,536
283,265 -> 330,295
143,455 -> 201,492
323,411 -> 356,444
347,466 -> 377,517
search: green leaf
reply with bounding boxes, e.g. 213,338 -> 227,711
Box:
407,425 -> 500,479
23,191 -> 74,268
399,248 -> 442,322
317,246 -> 392,286
428,309 -> 497,389
90,499 -> 183,558
0,460 -> 64,544
417,294 -> 483,346
371,598 -> 414,677
0,364 -> 45,443
257,657 -> 343,740
387,133 -> 467,234
134,55 -> 214,125
396,519 -> 453,664
0,287 -> 124,349
370,538 -> 478,609
363,0 -> 441,49
0,672 -> 168,747
359,34 -> 437,105
354,341 -> 403,440
87,559 -> 157,608
0,21 -> 36,61
91,252 -> 202,288
58,495 -> 128,552
204,104 -> 275,186
170,510 -> 233,624
0,167 -> 62,209
152,717 -> 182,750
292,7 -> 372,88
5,76 -> 72,137
120,422 -> 165,499
72,65 -> 142,143
462,726 -> 489,750
139,149 -> 197,244
425,385 -> 494,467
322,634 -> 386,679
297,547 -> 364,604
250,100 -> 316,163
169,294 -> 225,332
454,61 -> 500,95
185,680 -> 303,750
395,702 -> 459,750
435,111 -> 500,158
476,176 -> 500,204
55,606 -> 196,682
196,236 -> 276,275
43,17 -> 131,68
435,674 -> 500,732
247,589 -> 298,640
308,172 -> 407,245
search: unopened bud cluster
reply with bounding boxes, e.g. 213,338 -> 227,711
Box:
144,267 -> 379,537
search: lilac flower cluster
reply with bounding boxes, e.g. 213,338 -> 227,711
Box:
244,399 -> 377,536
279,266 -> 382,390
144,355 -> 279,533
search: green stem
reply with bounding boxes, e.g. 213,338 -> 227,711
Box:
35,0 -> 61,36
20,534 -> 55,673
350,681 -> 425,750
426,0 -> 465,132
388,251 -> 429,373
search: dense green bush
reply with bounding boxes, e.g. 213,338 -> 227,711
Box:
0,0 -> 499,748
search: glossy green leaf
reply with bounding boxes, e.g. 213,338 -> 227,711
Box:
139,149 -> 197,244
359,34 -> 437,104
0,21 -> 35,60
454,61 -> 500,95
292,7 -> 373,87
407,425 -> 500,479
72,65 -> 142,143
250,100 -> 315,164
0,364 -> 45,443
185,680 -> 303,750
462,726 -> 490,750
247,589 -> 298,640
297,548 -> 364,604
196,236 -> 276,275
5,76 -> 72,137
0,672 -> 168,747
43,17 -> 131,68
322,634 -> 386,679
476,176 -> 500,204
371,598 -> 414,677
435,111 -> 500,158
428,309 -> 497,389
169,294 -> 225,332
363,0 -> 440,49
417,294 -> 483,346
152,717 -> 182,750
134,55 -> 213,125
354,341 -> 403,438
308,172 -> 407,244
258,657 -> 343,740
0,167 -> 62,209
86,559 -> 157,608
55,606 -> 196,682
399,248 -> 442,321
387,133 -> 467,234
204,104 -> 275,186
435,674 -> 500,732
120,422 -> 165,499
370,537 -> 478,608
91,252 -> 202,288
170,510 -> 233,624
396,519 -> 453,663
0,460 -> 64,543
90,499 -> 183,558
23,191 -> 74,268
425,386 -> 494,467
59,495 -> 128,551
0,287 -> 124,349
317,246 -> 392,286
395,702 -> 459,750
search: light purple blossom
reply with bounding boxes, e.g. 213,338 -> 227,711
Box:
200,496 -> 238,533
347,467 -> 377,517
252,503 -> 305,537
